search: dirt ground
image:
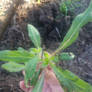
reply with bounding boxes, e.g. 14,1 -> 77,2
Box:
0,0 -> 92,92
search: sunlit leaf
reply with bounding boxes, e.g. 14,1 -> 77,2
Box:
2,62 -> 24,72
28,24 -> 41,48
43,51 -> 50,63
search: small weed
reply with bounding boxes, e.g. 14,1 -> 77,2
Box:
60,0 -> 81,15
0,0 -> 92,92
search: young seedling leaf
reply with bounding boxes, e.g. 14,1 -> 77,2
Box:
59,0 -> 92,50
2,62 -> 24,72
28,24 -> 41,48
25,56 -> 40,86
51,55 -> 60,63
60,52 -> 75,61
43,51 -> 50,63
60,2 -> 68,15
32,72 -> 44,92
0,49 -> 34,63
29,48 -> 42,55
51,64 -> 92,92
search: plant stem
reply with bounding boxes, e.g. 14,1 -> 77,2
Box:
51,48 -> 61,57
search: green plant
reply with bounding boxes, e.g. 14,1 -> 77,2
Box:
0,0 -> 92,92
60,0 -> 81,15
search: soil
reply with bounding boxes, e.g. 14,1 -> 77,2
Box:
0,0 -> 92,92
0,70 -> 23,92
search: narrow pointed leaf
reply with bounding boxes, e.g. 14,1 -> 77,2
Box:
25,56 -> 40,86
0,49 -> 34,63
28,24 -> 41,48
2,62 -> 24,72
32,72 -> 44,92
30,70 -> 41,86
51,64 -> 92,92
59,0 -> 92,50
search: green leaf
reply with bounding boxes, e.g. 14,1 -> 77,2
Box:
28,24 -> 41,48
32,72 -> 44,92
30,70 -> 41,86
51,64 -> 92,92
41,51 -> 51,68
60,52 -> 75,61
29,48 -> 42,55
60,2 -> 68,15
2,62 -> 24,72
0,49 -> 34,63
59,0 -> 92,50
25,56 -> 40,86
43,51 -> 50,63
60,0 -> 81,15
51,55 -> 59,63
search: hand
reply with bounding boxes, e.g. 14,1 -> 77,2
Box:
19,67 -> 64,92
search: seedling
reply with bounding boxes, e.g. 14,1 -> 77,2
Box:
60,0 -> 81,15
0,0 -> 92,92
